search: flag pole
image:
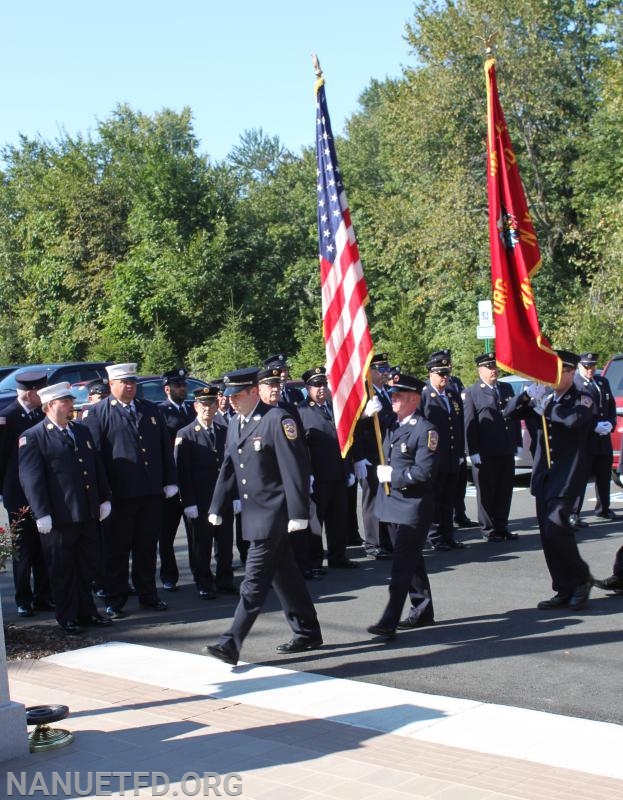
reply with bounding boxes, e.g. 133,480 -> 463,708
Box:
311,54 -> 387,490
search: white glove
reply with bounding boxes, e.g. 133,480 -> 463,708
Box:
208,513 -> 222,526
516,447 -> 523,456
470,453 -> 482,467
532,394 -> 552,416
184,505 -> 199,520
309,474 -> 315,493
233,499 -> 242,515
377,464 -> 393,483
364,396 -> 383,417
99,501 -> 112,521
525,382 -> 548,401
163,484 -> 179,499
36,515 -> 52,534
346,473 -> 356,488
354,459 -> 371,480
459,457 -> 465,465
288,519 -> 308,532
595,421 -> 613,436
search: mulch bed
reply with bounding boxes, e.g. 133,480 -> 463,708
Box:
4,623 -> 107,660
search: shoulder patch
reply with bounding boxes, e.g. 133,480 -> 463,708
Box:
175,437 -> 183,446
580,394 -> 593,408
282,418 -> 298,440
18,435 -> 27,447
427,430 -> 439,451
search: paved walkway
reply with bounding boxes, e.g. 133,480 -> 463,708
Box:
4,642 -> 623,799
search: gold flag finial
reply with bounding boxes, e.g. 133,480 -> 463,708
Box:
311,53 -> 323,78
475,30 -> 499,58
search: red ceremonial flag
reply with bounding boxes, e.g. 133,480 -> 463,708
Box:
315,69 -> 374,456
485,56 -> 561,385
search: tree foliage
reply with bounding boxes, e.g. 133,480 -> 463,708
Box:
0,2 -> 621,384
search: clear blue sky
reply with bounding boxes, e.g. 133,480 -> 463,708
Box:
1,0 -> 417,163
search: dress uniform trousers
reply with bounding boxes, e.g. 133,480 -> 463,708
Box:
189,509 -> 234,592
378,514 -> 435,629
41,520 -> 99,626
360,465 -> 392,553
535,493 -> 591,595
429,471 -> 459,546
312,479 -> 348,564
219,533 -> 321,656
159,492 -> 183,585
472,455 -> 515,534
106,495 -> 163,609
10,512 -> 51,608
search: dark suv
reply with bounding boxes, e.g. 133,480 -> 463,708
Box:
601,353 -> 623,475
0,362 -> 111,411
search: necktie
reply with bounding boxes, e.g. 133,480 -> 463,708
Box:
61,428 -> 74,448
180,404 -> 188,419
206,426 -> 215,448
492,384 -> 500,404
441,394 -> 451,414
321,404 -> 332,421
239,416 -> 246,432
126,405 -> 137,425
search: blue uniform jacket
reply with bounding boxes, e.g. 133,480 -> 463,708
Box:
503,386 -> 593,499
209,401 -> 310,541
297,400 -> 352,481
174,417 -> 228,513
419,383 -> 465,472
158,400 -> 197,447
83,396 -> 176,500
463,380 -> 520,458
18,420 -> 110,525
375,416 -> 439,525
0,400 -> 45,511
574,373 -> 616,456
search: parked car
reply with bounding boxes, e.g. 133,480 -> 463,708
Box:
70,374 -> 211,417
0,365 -> 26,382
600,353 -> 623,478
0,362 -> 112,412
498,375 -> 533,471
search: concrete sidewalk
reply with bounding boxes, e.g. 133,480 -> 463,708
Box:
3,643 -> 623,799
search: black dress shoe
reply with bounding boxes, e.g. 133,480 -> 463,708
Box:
396,617 -> 435,629
78,614 -> 113,626
162,581 -> 177,592
33,599 -> 56,611
432,543 -> 452,551
105,606 -> 126,619
455,517 -> 478,528
594,575 -> 623,592
448,540 -> 466,549
60,622 -> 84,635
275,636 -> 323,653
328,558 -> 359,568
501,531 -> 519,540
199,589 -> 217,599
596,510 -> 618,520
374,549 -> 393,560
485,534 -> 505,542
94,589 -> 107,599
205,643 -> 238,666
16,605 -> 35,617
570,514 -> 588,528
139,599 -> 168,610
537,593 -> 571,610
366,624 -> 395,639
569,580 -> 593,610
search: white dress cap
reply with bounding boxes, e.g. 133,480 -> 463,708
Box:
37,382 -> 75,404
106,363 -> 138,380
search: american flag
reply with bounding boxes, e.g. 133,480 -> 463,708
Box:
315,75 -> 374,457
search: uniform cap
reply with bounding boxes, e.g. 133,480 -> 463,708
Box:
194,386 -> 219,403
302,366 -> 327,385
579,352 -> 598,365
222,367 -> 259,396
106,363 -> 138,381
38,382 -> 75,404
162,368 -> 188,386
388,374 -> 426,394
475,352 -> 497,368
426,350 -> 452,371
371,353 -> 390,367
258,366 -> 282,384
87,378 -> 110,396
555,349 -> 580,368
14,370 -> 48,391
263,353 -> 287,369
